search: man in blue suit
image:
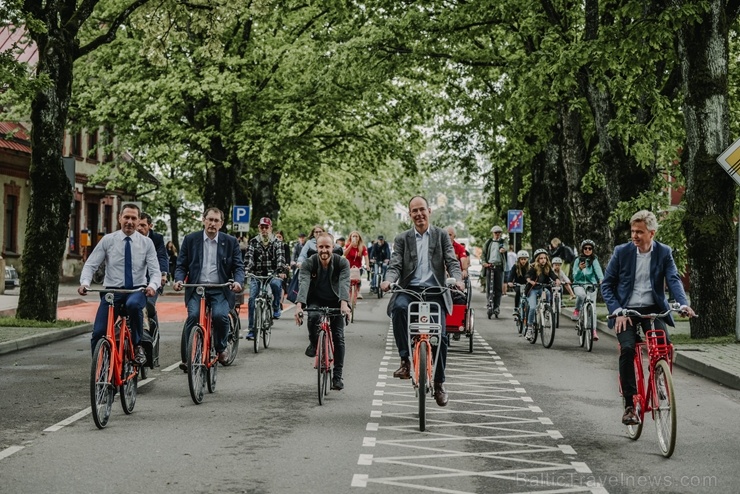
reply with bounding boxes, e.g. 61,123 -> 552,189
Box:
601,210 -> 695,425
174,207 -> 245,369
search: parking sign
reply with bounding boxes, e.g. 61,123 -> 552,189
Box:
233,206 -> 250,224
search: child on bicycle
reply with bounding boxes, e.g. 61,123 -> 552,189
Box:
507,250 -> 530,333
551,257 -> 576,299
525,249 -> 560,341
571,239 -> 604,341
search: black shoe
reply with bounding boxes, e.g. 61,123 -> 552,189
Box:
331,376 -> 344,390
622,406 -> 640,425
433,382 -> 449,407
134,346 -> 147,365
305,344 -> 316,357
178,362 -> 187,373
452,333 -> 461,341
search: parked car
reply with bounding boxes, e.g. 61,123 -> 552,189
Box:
5,265 -> 19,290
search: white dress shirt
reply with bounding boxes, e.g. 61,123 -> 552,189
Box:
199,232 -> 220,284
80,230 -> 161,290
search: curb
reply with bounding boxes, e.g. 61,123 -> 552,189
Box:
0,323 -> 92,356
562,307 -> 740,391
0,297 -> 85,318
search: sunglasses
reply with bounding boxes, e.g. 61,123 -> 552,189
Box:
582,246 -> 593,251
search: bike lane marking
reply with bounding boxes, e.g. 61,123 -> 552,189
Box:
352,329 -> 609,493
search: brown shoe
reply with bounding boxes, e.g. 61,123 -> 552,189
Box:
393,358 -> 411,379
433,383 -> 449,407
217,349 -> 230,364
622,406 -> 640,425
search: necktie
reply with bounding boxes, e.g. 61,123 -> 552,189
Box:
124,237 -> 133,288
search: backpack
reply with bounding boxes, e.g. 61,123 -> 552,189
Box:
561,244 -> 576,265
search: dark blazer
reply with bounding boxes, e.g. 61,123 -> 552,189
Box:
601,240 -> 688,328
385,225 -> 462,315
175,231 -> 245,307
147,230 -> 169,275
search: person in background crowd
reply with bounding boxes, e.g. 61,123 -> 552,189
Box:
445,226 -> 469,279
505,245 -> 518,296
274,230 -> 292,308
481,226 -> 508,317
166,240 -> 178,282
291,232 -> 307,271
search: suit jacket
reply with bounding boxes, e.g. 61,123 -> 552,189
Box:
147,230 -> 169,275
385,225 -> 463,315
174,231 -> 245,307
601,240 -> 688,328
296,254 -> 351,306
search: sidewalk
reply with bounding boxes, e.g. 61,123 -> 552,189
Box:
2,284 -> 740,390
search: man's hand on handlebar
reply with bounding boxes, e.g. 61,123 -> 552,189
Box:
78,285 -> 89,296
380,280 -> 391,292
230,282 -> 243,292
294,303 -> 303,326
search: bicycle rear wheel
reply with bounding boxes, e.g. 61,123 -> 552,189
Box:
90,339 -> 114,429
223,310 -> 240,366
554,294 -> 561,328
350,285 -> 357,323
262,317 -> 271,349
317,331 -> 327,405
207,331 -> 217,394
120,338 -> 138,414
625,357 -> 644,440
584,303 -> 594,352
253,301 -> 263,354
529,323 -> 538,344
541,307 -> 555,348
653,359 -> 677,457
466,308 -> 475,354
187,326 -> 206,404
418,343 -> 428,432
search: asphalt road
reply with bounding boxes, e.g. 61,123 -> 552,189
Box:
0,286 -> 739,493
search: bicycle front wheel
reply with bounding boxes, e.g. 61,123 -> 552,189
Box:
253,301 -> 263,354
584,303 -> 594,352
541,307 -> 555,348
418,343 -> 428,432
317,331 -> 327,405
529,323 -> 538,344
554,294 -> 561,328
207,330 -> 217,394
120,338 -> 138,414
653,359 -> 677,457
90,339 -> 114,429
187,326 -> 206,404
350,285 -> 357,323
223,310 -> 240,366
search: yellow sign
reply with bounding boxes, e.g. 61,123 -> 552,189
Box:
717,137 -> 740,186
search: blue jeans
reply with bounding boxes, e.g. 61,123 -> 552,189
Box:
180,289 -> 231,360
390,288 -> 448,383
91,290 -> 146,353
527,288 -> 551,325
248,278 -> 282,329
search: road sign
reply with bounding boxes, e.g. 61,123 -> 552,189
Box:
508,210 -> 524,233
233,205 -> 250,224
234,223 -> 249,232
717,137 -> 740,186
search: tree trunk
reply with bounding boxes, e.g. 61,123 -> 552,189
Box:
249,168 -> 282,232
528,131 -> 570,251
678,1 -> 736,338
16,28 -> 74,321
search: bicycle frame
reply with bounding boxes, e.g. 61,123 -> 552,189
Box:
102,293 -> 136,387
299,306 -> 343,405
407,301 -> 443,388
633,329 -> 674,414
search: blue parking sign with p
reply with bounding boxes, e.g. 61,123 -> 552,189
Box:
233,206 -> 250,224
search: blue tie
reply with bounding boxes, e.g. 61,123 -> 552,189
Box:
124,237 -> 133,288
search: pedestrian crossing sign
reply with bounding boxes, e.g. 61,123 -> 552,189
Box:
717,137 -> 740,186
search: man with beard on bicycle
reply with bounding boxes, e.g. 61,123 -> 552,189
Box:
601,210 -> 695,425
294,232 -> 352,390
244,217 -> 286,339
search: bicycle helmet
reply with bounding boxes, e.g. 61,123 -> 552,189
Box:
580,239 -> 596,250
533,248 -> 549,259
517,250 -> 529,259
552,257 -> 563,264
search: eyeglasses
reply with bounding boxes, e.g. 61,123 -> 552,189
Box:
582,246 -> 593,251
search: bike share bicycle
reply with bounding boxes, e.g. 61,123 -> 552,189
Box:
86,287 -> 145,429
609,305 -> 693,458
526,282 -> 556,348
370,261 -> 385,299
389,282 -> 459,431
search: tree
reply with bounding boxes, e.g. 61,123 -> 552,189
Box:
6,0 -> 150,321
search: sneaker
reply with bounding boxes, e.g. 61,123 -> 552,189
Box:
452,333 -> 461,341
571,309 -> 580,321
357,293 -> 363,299
217,349 -> 230,364
305,344 -> 316,357
273,310 -> 281,319
592,329 -> 599,341
622,406 -> 640,425
331,376 -> 344,390
525,327 -> 533,341
493,307 -> 500,316
134,345 -> 147,365
246,330 -> 255,340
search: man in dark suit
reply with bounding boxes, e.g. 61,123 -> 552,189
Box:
601,210 -> 695,425
173,207 -> 245,368
380,196 -> 464,407
137,212 -> 169,300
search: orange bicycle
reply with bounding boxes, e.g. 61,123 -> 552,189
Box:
610,305 -> 692,458
298,307 -> 346,405
87,287 -> 145,429
181,282 -> 233,404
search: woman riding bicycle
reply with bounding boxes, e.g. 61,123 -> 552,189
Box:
571,239 -> 604,341
343,231 -> 369,300
507,250 -> 530,325
525,249 -> 560,341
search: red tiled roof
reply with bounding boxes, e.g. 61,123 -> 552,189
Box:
0,25 -> 38,66
0,122 -> 31,154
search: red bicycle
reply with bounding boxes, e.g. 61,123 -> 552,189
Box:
87,288 -> 145,429
181,282 -> 233,404
298,307 -> 346,405
611,306 -> 691,458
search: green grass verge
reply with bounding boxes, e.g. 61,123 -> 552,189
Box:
0,317 -> 87,328
670,334 -> 738,345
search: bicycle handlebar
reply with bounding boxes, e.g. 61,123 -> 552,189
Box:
388,283 -> 461,300
608,305 -> 698,319
180,282 -> 234,289
84,287 -> 146,294
296,307 -> 348,326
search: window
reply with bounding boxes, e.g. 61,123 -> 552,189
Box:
69,200 -> 81,255
87,129 -> 99,161
71,130 -> 83,157
4,194 -> 18,253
